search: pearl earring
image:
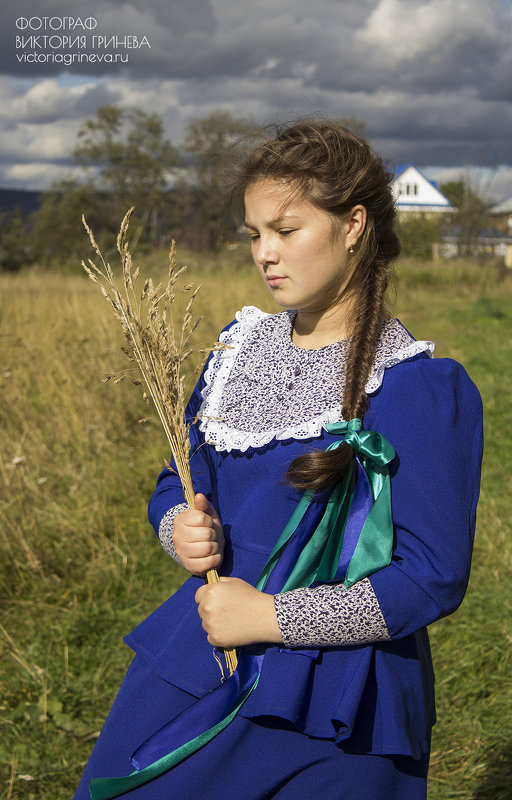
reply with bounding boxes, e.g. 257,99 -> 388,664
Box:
349,245 -> 355,255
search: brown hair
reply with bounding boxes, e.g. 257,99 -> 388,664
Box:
231,119 -> 401,491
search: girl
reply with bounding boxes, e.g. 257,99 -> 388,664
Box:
75,120 -> 483,799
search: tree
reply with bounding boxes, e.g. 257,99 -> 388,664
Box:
182,110 -> 258,249
397,213 -> 445,260
441,180 -> 489,257
74,105 -> 178,243
0,208 -> 29,272
30,179 -> 99,266
336,116 -> 367,137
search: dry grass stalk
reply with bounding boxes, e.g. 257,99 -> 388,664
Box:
81,208 -> 237,675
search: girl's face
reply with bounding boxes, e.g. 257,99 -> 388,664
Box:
244,179 -> 359,319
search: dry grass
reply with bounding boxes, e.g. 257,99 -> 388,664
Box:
82,210 -> 237,674
0,253 -> 510,799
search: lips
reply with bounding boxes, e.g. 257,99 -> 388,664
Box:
266,275 -> 287,287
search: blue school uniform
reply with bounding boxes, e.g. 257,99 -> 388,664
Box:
74,309 -> 483,799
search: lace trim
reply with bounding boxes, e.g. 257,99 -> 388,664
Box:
199,306 -> 434,453
158,503 -> 188,566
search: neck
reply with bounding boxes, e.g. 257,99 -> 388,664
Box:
292,282 -> 358,350
292,301 -> 356,349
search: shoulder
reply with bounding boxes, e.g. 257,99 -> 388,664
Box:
381,354 -> 482,410
369,354 -> 483,457
368,318 -> 434,393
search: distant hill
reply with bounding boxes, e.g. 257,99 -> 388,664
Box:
0,188 -> 42,218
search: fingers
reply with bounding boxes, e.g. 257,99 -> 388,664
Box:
194,579 -> 282,648
172,495 -> 224,576
181,536 -> 222,559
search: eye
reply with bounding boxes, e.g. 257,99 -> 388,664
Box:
248,233 -> 260,242
279,229 -> 295,236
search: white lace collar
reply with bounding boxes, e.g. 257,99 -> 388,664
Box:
198,306 -> 434,453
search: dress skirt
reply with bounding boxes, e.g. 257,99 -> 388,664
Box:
74,654 -> 429,800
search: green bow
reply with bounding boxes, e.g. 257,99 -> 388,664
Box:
257,419 -> 395,592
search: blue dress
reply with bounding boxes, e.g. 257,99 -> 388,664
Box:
74,310 -> 483,799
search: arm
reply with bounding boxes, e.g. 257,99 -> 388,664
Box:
367,357 -> 483,638
276,357 -> 483,647
196,357 -> 483,650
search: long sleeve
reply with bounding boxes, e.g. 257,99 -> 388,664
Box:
321,356 -> 482,644
272,356 -> 482,648
366,356 -> 483,638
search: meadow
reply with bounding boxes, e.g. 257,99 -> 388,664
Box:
0,246 -> 511,799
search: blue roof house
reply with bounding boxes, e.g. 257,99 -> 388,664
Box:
391,165 -> 453,213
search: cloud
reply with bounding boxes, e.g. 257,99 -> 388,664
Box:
0,0 -> 511,195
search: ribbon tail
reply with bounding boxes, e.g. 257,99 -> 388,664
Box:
281,464 -> 355,590
256,490 -> 315,591
89,673 -> 259,800
343,474 -> 393,588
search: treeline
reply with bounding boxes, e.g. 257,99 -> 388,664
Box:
398,181 -> 491,260
0,106 -> 261,271
0,105 -> 494,271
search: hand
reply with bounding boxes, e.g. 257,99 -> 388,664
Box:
195,577 -> 283,649
172,493 -> 225,576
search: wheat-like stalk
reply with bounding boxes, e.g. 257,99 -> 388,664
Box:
82,208 -> 237,676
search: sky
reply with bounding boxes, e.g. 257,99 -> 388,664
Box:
1,0 -> 512,201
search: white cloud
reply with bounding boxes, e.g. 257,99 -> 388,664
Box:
355,0 -> 501,65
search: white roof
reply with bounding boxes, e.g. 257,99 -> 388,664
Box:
490,195 -> 512,214
391,165 -> 453,212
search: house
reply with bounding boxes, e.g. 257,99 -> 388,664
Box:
391,165 -> 453,214
489,195 -> 512,234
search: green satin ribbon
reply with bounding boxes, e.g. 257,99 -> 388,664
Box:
256,419 -> 395,591
89,681 -> 259,800
89,419 -> 395,799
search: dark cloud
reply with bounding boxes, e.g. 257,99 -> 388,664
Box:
0,0 -> 511,192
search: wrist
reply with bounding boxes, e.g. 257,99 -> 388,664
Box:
255,592 -> 282,644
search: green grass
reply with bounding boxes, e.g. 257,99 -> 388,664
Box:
0,250 -> 511,798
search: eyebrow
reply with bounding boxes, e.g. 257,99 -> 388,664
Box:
244,215 -> 300,230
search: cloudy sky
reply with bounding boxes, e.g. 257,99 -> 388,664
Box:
1,0 -> 512,200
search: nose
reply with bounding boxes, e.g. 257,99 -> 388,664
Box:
253,236 -> 279,269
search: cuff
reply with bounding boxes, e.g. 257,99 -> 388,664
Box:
274,577 -> 391,648
157,503 -> 189,567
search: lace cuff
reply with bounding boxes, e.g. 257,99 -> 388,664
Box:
274,577 -> 391,648
158,503 -> 189,567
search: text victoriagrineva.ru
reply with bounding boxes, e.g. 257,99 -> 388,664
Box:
16,52 -> 131,64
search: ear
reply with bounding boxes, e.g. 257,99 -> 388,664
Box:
345,205 -> 367,249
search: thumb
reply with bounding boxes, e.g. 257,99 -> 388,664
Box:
194,492 -> 212,513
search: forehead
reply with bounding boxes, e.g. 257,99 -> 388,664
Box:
244,178 -> 319,223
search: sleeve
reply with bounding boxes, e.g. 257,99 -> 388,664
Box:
367,357 -> 483,638
275,356 -> 483,647
274,577 -> 391,647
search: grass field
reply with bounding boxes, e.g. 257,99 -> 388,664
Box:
0,247 -> 511,799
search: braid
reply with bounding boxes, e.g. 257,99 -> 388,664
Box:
341,266 -> 390,420
286,266 -> 390,492
231,119 -> 401,493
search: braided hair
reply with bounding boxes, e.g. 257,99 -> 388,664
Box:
231,120 -> 401,491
